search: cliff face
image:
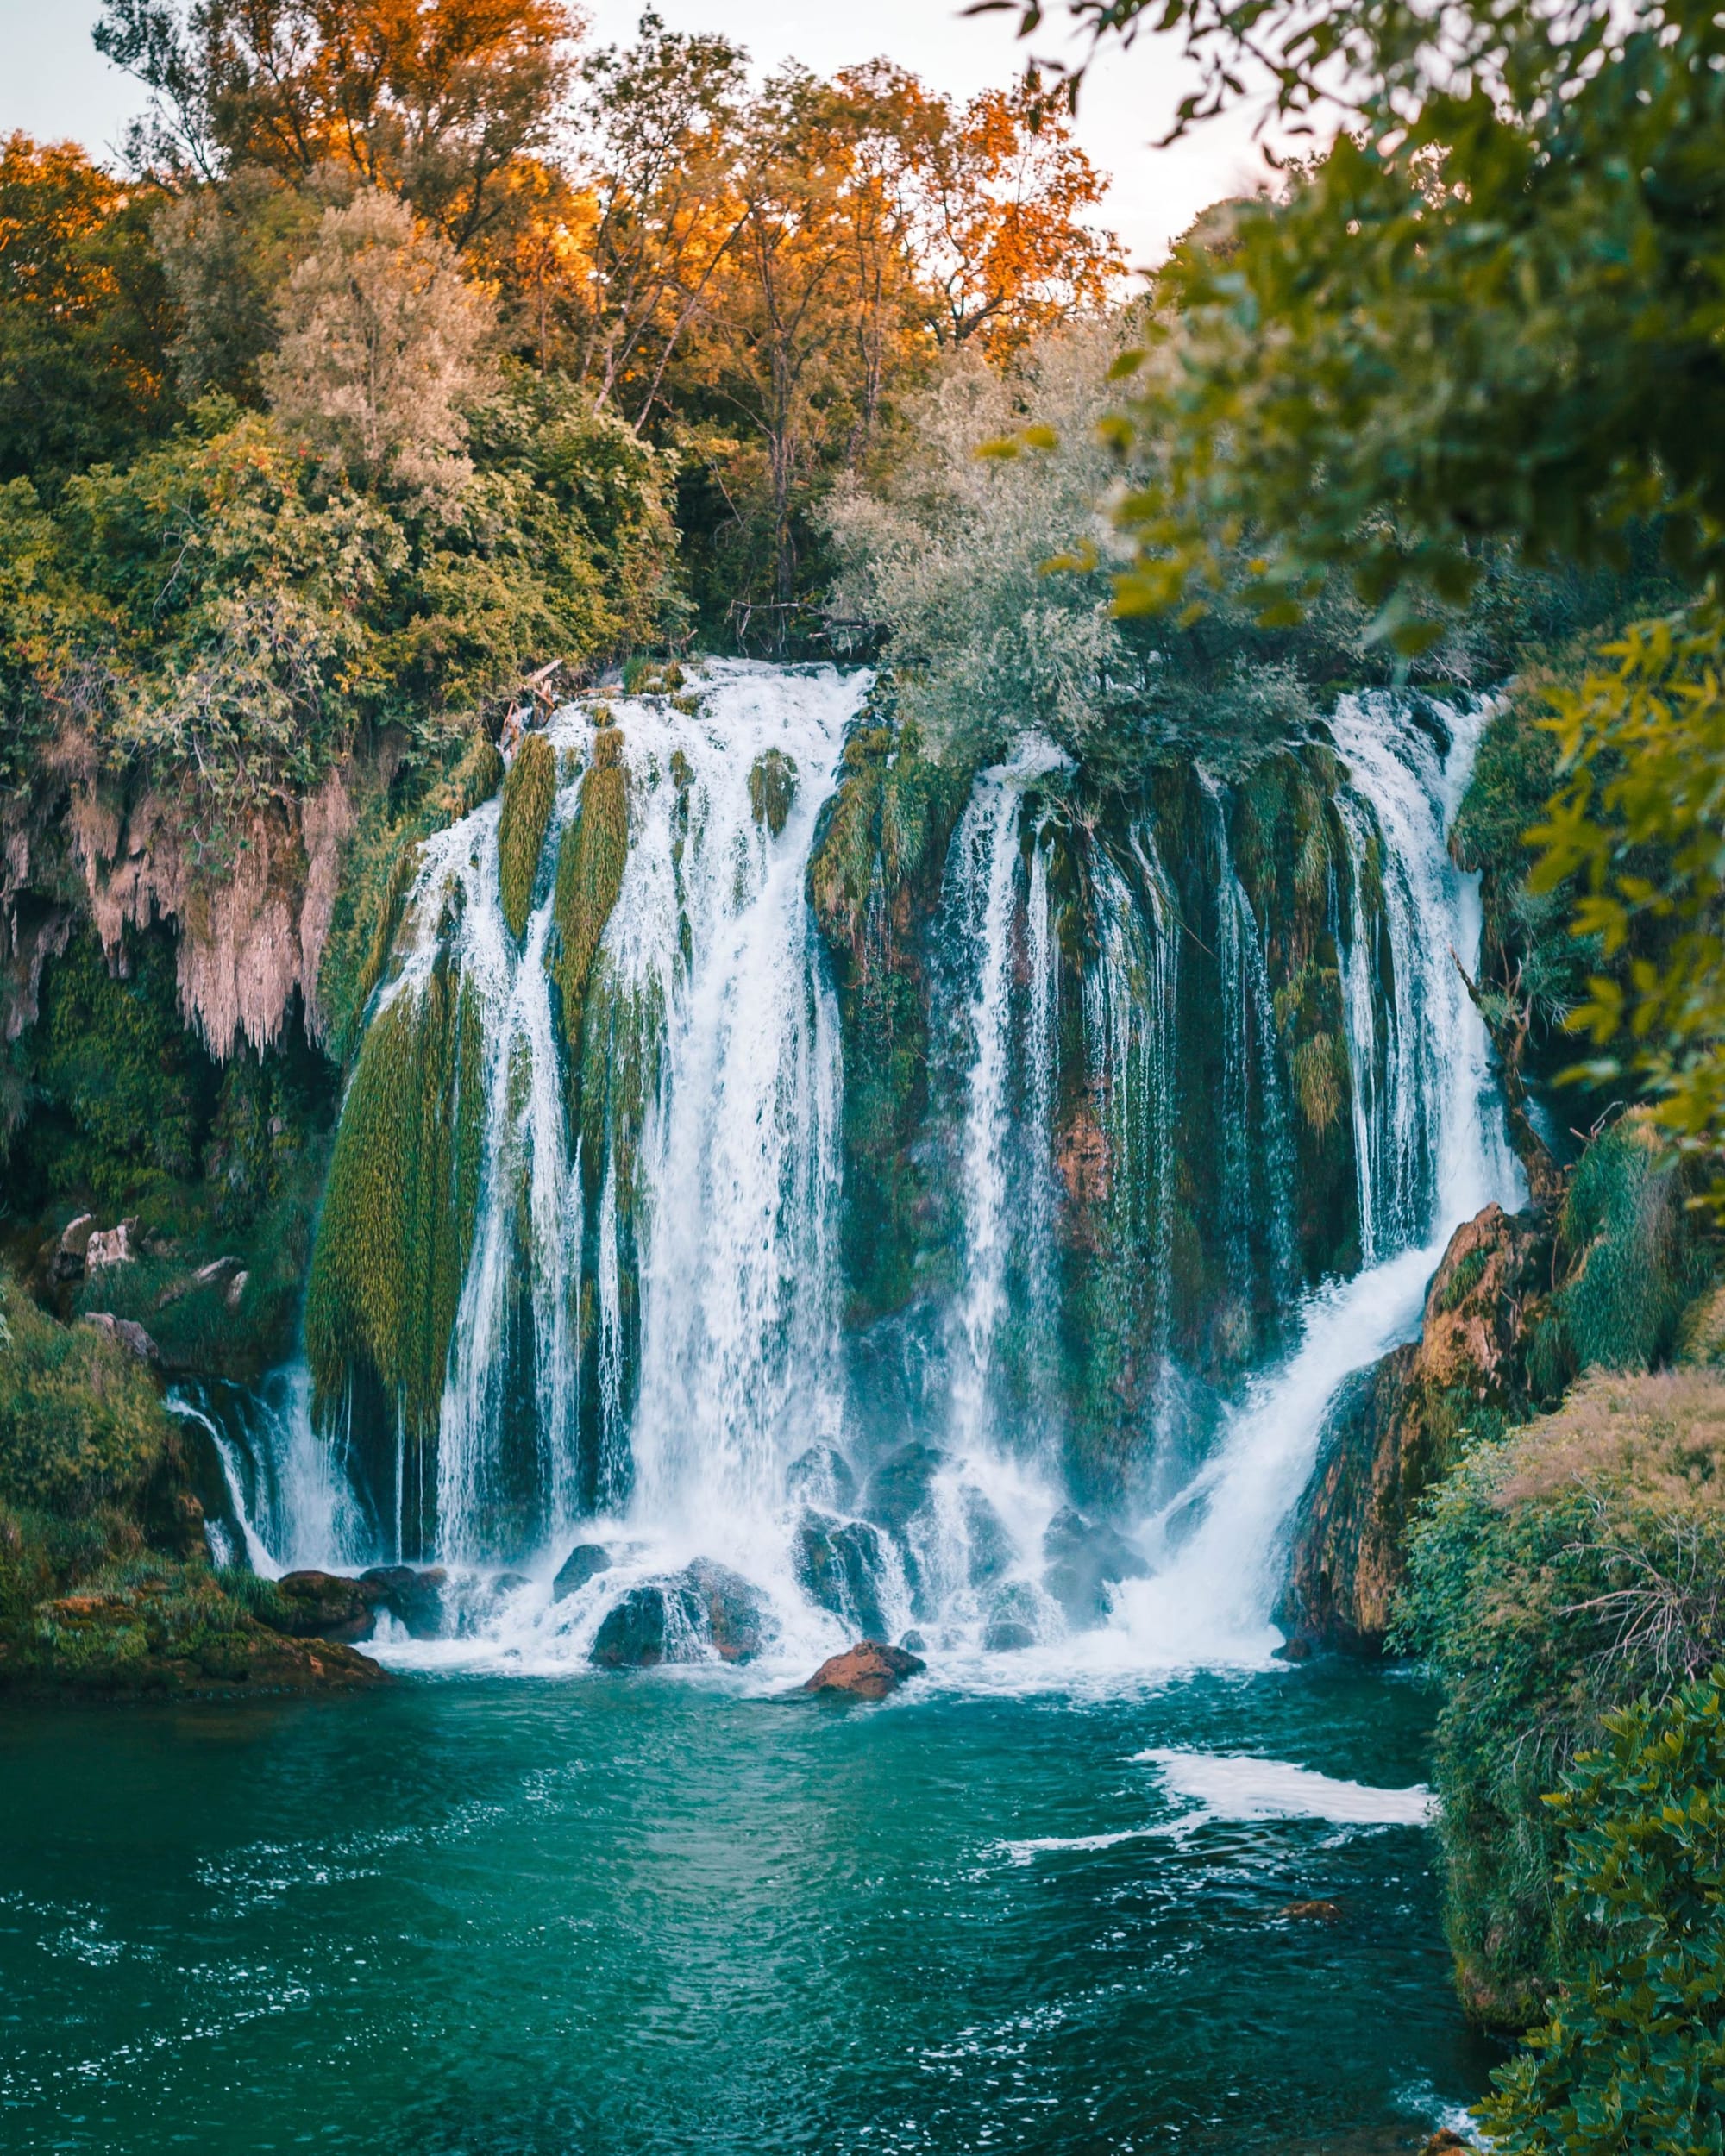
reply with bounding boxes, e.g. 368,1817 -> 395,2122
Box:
1279,1202 -> 1552,1651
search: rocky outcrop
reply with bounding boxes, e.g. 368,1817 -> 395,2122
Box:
2,1586 -> 388,1696
66,768 -> 354,1058
358,1565 -> 448,1639
552,1543 -> 612,1601
794,1511 -> 894,1641
271,1570 -> 388,1642
1279,1201 -> 1552,1651
588,1561 -> 774,1667
801,1640 -> 925,1699
1042,1506 -> 1150,1626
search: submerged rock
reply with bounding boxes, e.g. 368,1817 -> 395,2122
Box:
801,1640 -> 925,1699
1277,1899 -> 1343,1923
552,1543 -> 612,1601
359,1565 -> 448,1639
793,1510 -> 893,1641
959,1485 -> 1014,1586
589,1582 -> 703,1669
1041,1507 -> 1151,1626
785,1443 -> 857,1513
681,1559 -> 775,1664
982,1582 -> 1042,1653
271,1570 -> 386,1642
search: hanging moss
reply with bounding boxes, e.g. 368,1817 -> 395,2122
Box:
748,749 -> 798,837
547,727 -> 630,1097
304,952 -> 486,1459
1292,1031 -> 1349,1134
497,732 -> 558,939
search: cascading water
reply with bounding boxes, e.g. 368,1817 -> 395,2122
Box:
192,672 -> 1522,1683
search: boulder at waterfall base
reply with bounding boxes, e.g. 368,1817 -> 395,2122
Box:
1041,1507 -> 1149,1625
785,1443 -> 857,1513
682,1559 -> 775,1662
359,1566 -> 448,1639
793,1510 -> 894,1640
862,1444 -> 947,1537
552,1543 -> 612,1601
802,1641 -> 925,1699
590,1583 -> 699,1667
271,1570 -> 388,1642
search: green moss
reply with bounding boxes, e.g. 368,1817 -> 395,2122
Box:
0,1275 -> 173,1514
548,726 -> 630,1098
303,955 -> 486,1457
748,749 -> 798,837
497,730 -> 558,939
1291,1031 -> 1348,1134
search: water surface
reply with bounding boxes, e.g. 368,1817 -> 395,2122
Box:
0,1663 -> 1497,2153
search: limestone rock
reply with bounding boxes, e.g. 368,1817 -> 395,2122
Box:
1042,1506 -> 1150,1626
681,1559 -> 775,1664
1279,1200 -> 1551,1652
801,1640 -> 925,1699
982,1582 -> 1041,1652
794,1510 -> 893,1641
85,1219 -> 138,1271
552,1542 -> 612,1601
53,1214 -> 97,1282
862,1443 -> 947,1538
590,1583 -> 702,1669
80,1312 -> 160,1364
785,1443 -> 857,1513
358,1564 -> 448,1639
270,1570 -> 387,1643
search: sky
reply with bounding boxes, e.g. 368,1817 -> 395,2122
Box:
0,0 -> 1285,268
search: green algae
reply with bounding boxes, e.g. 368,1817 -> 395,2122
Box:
748,749 -> 798,837
304,955 -> 486,1476
548,727 -> 630,1107
497,732 -> 558,940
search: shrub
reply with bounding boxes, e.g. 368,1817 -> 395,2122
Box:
1480,1673 -> 1725,2156
1395,1369 -> 1725,2028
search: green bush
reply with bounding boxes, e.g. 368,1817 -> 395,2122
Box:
1395,1369 -> 1725,2028
1480,1673 -> 1725,2156
0,1272 -> 173,1514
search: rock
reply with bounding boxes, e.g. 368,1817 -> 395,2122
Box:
1279,1200 -> 1551,1652
225,1269 -> 249,1310
270,1570 -> 386,1643
1278,1899 -> 1343,1924
794,1510 -> 893,1640
85,1219 -> 139,1271
982,1582 -> 1042,1653
359,1564 -> 448,1639
590,1582 -> 702,1669
1421,2135 -> 1470,2155
1042,1506 -> 1151,1626
785,1443 -> 857,1513
681,1558 -> 775,1664
862,1443 -> 948,1538
53,1213 -> 96,1282
16,1589 -> 387,1695
899,1630 -> 925,1653
960,1485 -> 1015,1586
1272,1635 -> 1314,1663
80,1312 -> 160,1364
801,1640 -> 925,1699
552,1542 -> 612,1601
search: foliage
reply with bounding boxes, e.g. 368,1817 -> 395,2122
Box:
266,189 -> 492,499
1478,1673 -> 1725,2156
496,729 -> 557,937
1528,596 -> 1725,1187
1394,1369 -> 1725,2028
0,134 -> 178,491
0,1271 -> 173,1513
3,927 -> 218,1207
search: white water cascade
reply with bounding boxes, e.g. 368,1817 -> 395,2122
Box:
1101,693 -> 1524,1667
189,674 -> 1523,1684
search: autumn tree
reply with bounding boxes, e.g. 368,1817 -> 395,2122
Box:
0,135 -> 178,486
94,0 -> 583,253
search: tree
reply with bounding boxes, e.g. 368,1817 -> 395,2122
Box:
0,135 -> 178,486
265,187 -> 492,497
94,0 -> 583,253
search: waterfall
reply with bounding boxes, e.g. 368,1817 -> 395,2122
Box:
209,672 -> 1521,1684
1107,694 -> 1523,1662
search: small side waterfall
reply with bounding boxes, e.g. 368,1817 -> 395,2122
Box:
198,672 -> 1522,1683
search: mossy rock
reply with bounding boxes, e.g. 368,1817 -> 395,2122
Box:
497,732 -> 559,939
749,749 -> 798,837
548,727 -> 630,1096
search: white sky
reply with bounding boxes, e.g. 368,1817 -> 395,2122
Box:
0,0 -> 1286,267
